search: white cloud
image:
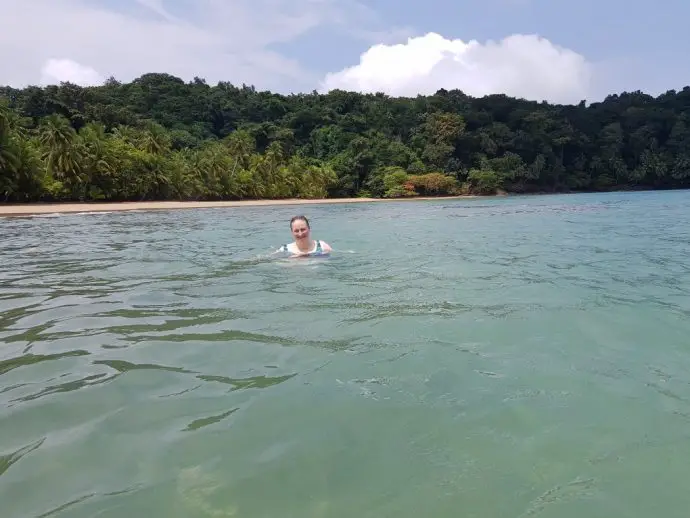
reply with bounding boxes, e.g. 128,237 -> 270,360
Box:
319,32 -> 594,104
0,0 -> 380,92
0,1 -> 597,103
40,59 -> 104,87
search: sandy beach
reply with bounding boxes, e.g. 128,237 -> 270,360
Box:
0,196 -> 476,217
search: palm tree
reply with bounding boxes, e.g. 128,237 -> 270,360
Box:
39,114 -> 82,186
0,103 -> 20,178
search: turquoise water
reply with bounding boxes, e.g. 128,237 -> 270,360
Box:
2,191 -> 690,517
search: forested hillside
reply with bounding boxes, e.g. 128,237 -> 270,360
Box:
1,73 -> 690,202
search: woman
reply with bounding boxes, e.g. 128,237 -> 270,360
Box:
277,215 -> 332,257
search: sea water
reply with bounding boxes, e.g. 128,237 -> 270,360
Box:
1,191 -> 690,517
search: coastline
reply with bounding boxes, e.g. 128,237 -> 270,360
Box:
0,195 -> 480,217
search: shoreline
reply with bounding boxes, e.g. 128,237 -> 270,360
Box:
0,195 -> 480,217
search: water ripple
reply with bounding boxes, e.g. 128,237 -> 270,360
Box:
2,192 -> 690,517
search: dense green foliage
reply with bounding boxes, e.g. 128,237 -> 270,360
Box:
2,73 -> 690,202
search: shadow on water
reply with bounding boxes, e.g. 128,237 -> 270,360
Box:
10,373 -> 116,404
182,408 -> 239,432
0,350 -> 90,376
0,437 -> 45,477
3,357 -> 300,406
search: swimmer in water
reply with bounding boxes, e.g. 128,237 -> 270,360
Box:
276,215 -> 332,257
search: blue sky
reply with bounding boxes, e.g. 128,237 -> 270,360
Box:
1,0 -> 688,104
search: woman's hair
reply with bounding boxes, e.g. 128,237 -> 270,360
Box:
290,215 -> 310,230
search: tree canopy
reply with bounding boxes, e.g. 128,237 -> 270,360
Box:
1,73 -> 690,202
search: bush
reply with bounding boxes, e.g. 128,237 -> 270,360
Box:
407,172 -> 459,195
467,168 -> 502,195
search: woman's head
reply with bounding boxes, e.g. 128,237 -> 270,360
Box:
290,215 -> 310,240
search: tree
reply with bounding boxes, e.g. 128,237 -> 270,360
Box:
1,73 -> 690,203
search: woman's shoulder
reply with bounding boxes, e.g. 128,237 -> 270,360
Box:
316,240 -> 332,252
278,242 -> 297,253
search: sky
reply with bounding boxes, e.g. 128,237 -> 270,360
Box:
1,0 -> 689,105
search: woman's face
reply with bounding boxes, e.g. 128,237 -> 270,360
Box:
291,219 -> 310,240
